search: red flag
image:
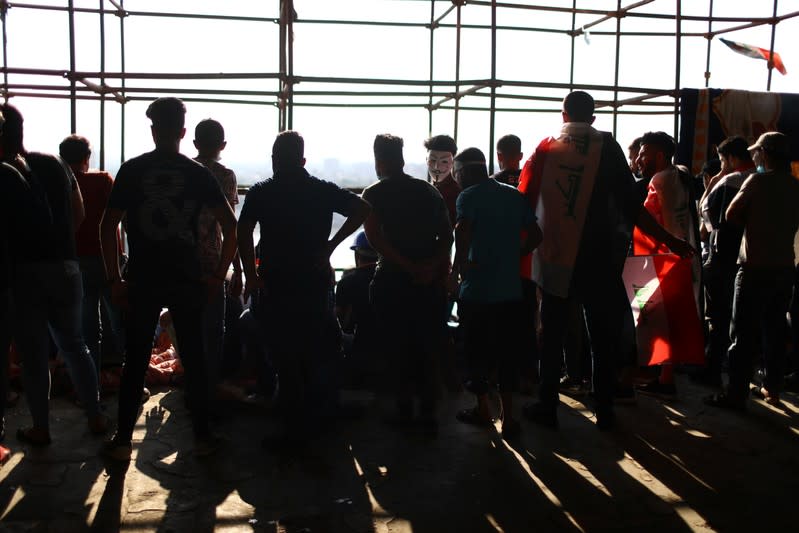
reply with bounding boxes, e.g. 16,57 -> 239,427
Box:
623,254 -> 704,367
720,38 -> 787,75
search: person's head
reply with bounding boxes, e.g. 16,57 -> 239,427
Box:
193,118 -> 226,159
453,147 -> 488,190
373,133 -> 404,178
424,134 -> 457,182
562,90 -> 595,124
59,134 -> 92,172
717,136 -> 752,170
637,131 -> 675,178
496,134 -> 523,171
350,231 -> 377,266
628,137 -> 642,176
146,97 -> 186,147
0,104 -> 25,157
748,131 -> 791,172
271,130 -> 305,173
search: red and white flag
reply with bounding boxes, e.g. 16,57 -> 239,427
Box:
622,254 -> 704,367
720,38 -> 787,75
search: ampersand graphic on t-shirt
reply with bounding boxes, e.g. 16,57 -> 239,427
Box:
139,170 -> 197,244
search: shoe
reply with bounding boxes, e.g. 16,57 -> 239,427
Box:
501,419 -> 522,440
522,402 -> 558,429
16,427 -> 51,447
751,386 -> 781,406
703,392 -> 745,411
194,435 -> 222,458
636,381 -> 677,401
88,414 -> 111,435
455,407 -> 495,427
614,386 -> 637,405
141,387 -> 151,405
559,376 -> 589,395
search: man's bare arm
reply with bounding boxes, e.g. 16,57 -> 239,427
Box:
100,207 -> 124,283
209,202 -> 238,281
328,196 -> 371,256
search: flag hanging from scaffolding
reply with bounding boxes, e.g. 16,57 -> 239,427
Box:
719,38 -> 787,75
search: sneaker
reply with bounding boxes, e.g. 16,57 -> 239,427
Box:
636,381 -> 677,401
194,435 -> 222,458
100,438 -> 133,462
751,386 -> 781,406
141,387 -> 151,405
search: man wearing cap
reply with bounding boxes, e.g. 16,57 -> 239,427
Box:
335,231 -> 380,387
705,131 -> 799,409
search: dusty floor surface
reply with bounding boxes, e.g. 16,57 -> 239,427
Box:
1,376 -> 798,533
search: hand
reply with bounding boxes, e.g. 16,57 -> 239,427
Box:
228,270 -> 243,299
110,279 -> 129,311
243,274 -> 265,301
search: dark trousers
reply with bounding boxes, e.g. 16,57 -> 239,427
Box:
116,281 -> 209,443
703,259 -> 737,380
727,265 -> 795,399
539,276 -> 625,414
370,271 -> 445,416
460,300 -> 523,395
257,272 -> 339,435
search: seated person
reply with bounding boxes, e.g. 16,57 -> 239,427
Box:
335,231 -> 380,388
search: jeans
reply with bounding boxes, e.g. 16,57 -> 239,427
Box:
257,270 -> 340,434
703,259 -> 737,380
538,275 -> 626,416
79,255 -> 124,375
13,260 -> 101,430
727,265 -> 795,399
115,281 -> 210,443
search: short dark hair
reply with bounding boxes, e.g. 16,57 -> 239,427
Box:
717,136 -> 752,163
563,91 -> 594,122
454,147 -> 489,181
194,118 -> 225,151
640,131 -> 676,162
146,97 -> 186,134
59,134 -> 91,166
0,104 -> 25,155
424,134 -> 457,155
272,130 -> 304,170
496,134 -> 521,156
374,134 -> 404,167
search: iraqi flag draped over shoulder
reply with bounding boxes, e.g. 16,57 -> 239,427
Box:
623,253 -> 704,366
720,38 -> 787,75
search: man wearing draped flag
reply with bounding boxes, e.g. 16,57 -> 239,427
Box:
518,91 -> 694,430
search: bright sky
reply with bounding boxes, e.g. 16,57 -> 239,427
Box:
6,0 -> 799,187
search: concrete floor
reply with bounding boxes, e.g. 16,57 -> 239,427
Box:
1,377 -> 798,533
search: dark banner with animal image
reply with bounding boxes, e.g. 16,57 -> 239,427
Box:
677,88 -> 799,175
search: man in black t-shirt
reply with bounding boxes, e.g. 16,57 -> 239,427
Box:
491,134 -> 524,186
238,130 -> 370,446
99,98 -> 237,461
362,134 -> 453,429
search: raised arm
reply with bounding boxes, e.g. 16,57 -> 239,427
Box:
328,195 -> 371,257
